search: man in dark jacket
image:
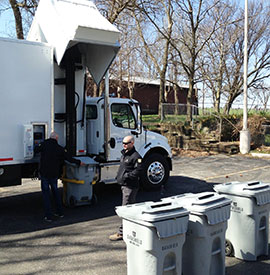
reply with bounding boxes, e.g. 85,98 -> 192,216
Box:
109,135 -> 143,241
36,132 -> 82,222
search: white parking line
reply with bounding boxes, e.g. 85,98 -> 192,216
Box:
204,165 -> 270,181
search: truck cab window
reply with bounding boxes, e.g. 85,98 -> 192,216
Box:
86,105 -> 97,119
111,104 -> 136,129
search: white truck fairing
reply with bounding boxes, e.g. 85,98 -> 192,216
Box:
27,0 -> 120,85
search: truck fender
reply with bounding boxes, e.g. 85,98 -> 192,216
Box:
138,139 -> 172,160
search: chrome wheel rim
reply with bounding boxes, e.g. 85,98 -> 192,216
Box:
147,161 -> 165,184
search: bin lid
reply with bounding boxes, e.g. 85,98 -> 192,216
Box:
214,181 -> 270,206
115,200 -> 189,223
66,156 -> 97,166
163,192 -> 231,225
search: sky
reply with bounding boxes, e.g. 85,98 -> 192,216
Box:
0,0 -> 247,38
0,6 -> 14,38
0,0 -> 264,109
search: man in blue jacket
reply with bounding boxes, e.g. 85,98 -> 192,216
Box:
109,135 -> 143,241
36,132 -> 83,222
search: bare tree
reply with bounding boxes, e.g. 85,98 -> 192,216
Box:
94,0 -> 135,24
173,0 -> 224,122
133,0 -> 173,118
198,1 -> 238,113
139,0 -> 222,123
2,0 -> 38,39
106,3 -> 145,98
222,1 -> 270,114
250,83 -> 270,111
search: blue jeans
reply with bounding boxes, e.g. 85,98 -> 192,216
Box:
41,177 -> 63,218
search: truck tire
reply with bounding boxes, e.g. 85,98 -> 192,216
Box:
225,239 -> 234,257
140,153 -> 169,190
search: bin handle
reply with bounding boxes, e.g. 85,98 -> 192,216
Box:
163,264 -> 176,272
150,202 -> 171,209
191,196 -> 227,206
197,193 -> 214,200
247,181 -> 260,186
211,248 -> 221,256
259,225 -> 266,231
243,185 -> 270,191
142,206 -> 185,216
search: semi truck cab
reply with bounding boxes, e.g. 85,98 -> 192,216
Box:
86,96 -> 172,190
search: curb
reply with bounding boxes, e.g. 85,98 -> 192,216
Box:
250,153 -> 270,158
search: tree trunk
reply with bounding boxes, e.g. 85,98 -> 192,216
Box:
174,85 -> 179,115
186,75 -> 195,123
224,101 -> 232,115
173,61 -> 179,115
93,83 -> 98,97
159,77 -> 166,120
9,0 -> 24,39
128,81 -> 134,98
116,86 -> 121,98
224,94 -> 235,114
214,92 -> 220,113
224,88 -> 242,114
99,80 -> 105,97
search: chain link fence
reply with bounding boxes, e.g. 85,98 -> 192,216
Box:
160,103 -> 212,127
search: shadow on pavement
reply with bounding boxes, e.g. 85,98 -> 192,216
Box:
225,253 -> 270,275
0,175 -> 216,235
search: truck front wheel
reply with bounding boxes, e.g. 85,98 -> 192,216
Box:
140,153 -> 169,190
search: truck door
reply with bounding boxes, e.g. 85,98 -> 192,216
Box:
108,102 -> 138,161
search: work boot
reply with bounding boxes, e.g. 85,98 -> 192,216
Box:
109,233 -> 123,241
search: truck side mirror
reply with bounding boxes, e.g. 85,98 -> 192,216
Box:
131,131 -> 139,137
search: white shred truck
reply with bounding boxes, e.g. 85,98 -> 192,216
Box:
0,0 -> 172,191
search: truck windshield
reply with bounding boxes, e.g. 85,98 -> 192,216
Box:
111,103 -> 136,129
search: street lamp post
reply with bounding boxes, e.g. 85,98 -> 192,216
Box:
240,0 -> 250,154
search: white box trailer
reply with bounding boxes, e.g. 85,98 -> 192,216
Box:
0,0 -> 172,191
0,38 -> 53,185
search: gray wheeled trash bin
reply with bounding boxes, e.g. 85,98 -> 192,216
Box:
163,192 -> 231,275
62,156 -> 97,207
115,200 -> 189,275
214,181 -> 270,261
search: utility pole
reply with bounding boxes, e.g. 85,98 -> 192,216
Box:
240,0 -> 250,154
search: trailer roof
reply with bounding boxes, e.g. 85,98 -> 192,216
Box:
27,0 -> 120,85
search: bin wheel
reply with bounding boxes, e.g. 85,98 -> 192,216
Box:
91,194 -> 97,206
225,239 -> 234,257
69,196 -> 77,208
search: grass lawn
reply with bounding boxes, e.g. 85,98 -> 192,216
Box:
142,114 -> 187,124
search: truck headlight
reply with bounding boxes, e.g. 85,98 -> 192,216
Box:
0,168 -> 4,176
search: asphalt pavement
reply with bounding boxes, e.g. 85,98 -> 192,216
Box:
0,154 -> 270,275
